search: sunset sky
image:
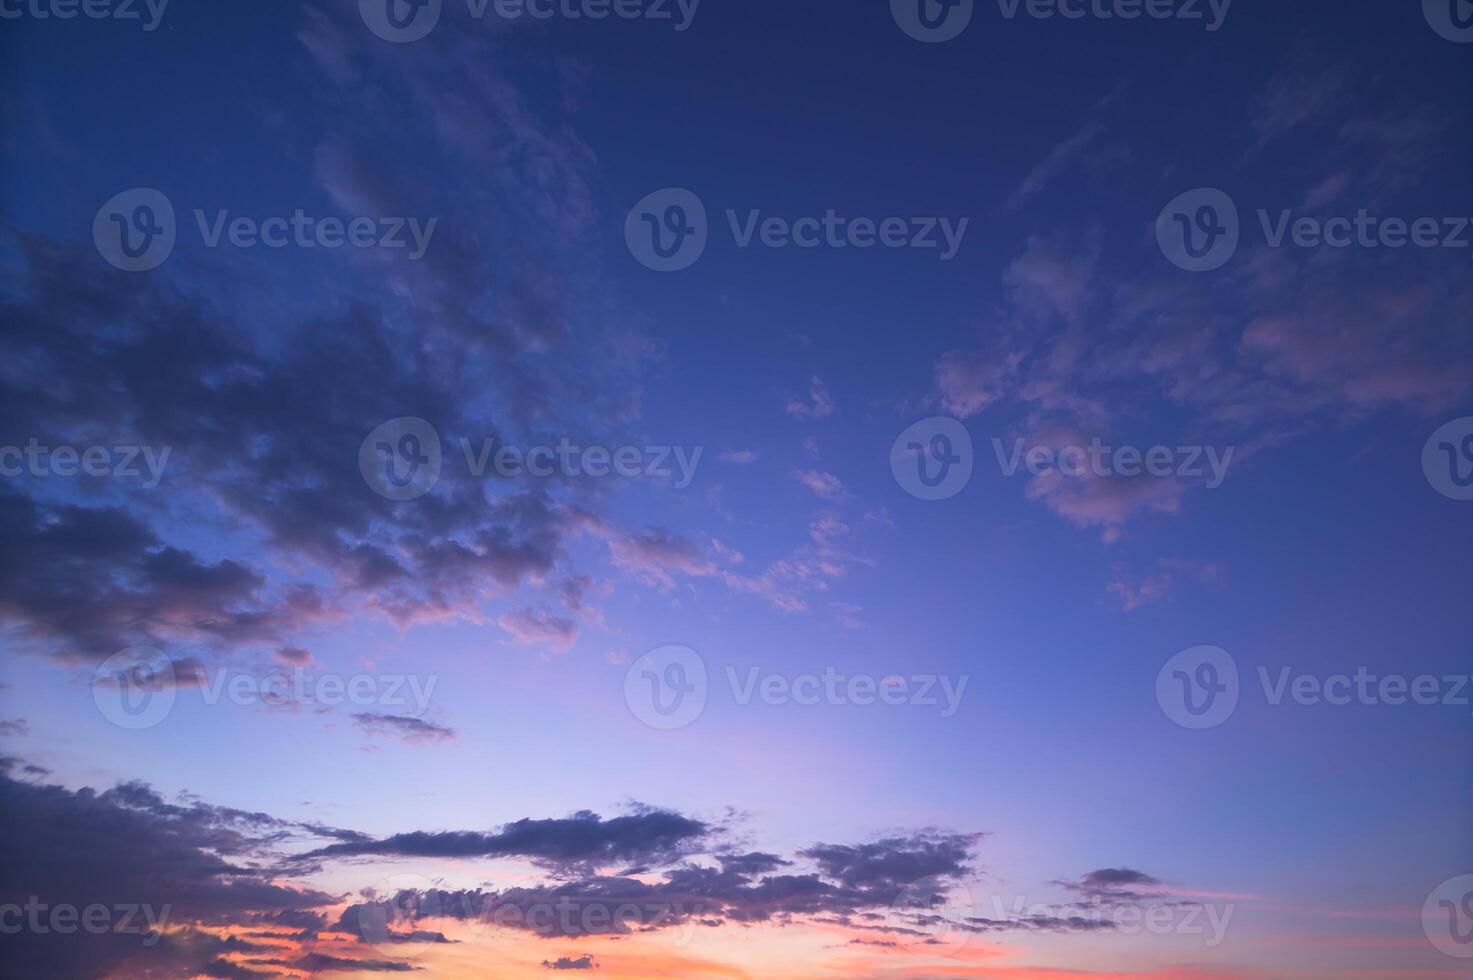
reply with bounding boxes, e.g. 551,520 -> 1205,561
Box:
1,0 -> 1471,977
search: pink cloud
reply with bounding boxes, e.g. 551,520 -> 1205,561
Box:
786,376 -> 835,421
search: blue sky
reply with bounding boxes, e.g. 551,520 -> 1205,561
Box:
1,1 -> 1471,977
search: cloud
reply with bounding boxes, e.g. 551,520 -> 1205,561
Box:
306,807 -> 711,871
718,449 -> 760,464
1251,64 -> 1347,145
275,645 -> 313,666
1025,468 -> 1185,542
353,713 -> 458,745
1054,868 -> 1169,902
498,607 -> 579,653
1004,230 -> 1101,326
542,954 -> 597,969
1107,559 -> 1224,611
933,349 -> 1022,419
785,377 -> 835,421
0,490 -> 296,662
795,470 -> 844,500
565,509 -> 718,590
1003,121 -> 1109,211
0,759 -> 368,978
798,833 -> 980,891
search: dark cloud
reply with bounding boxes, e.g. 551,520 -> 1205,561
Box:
331,831 -> 989,941
353,712 -> 457,745
798,832 -> 981,891
254,952 -> 419,972
0,762 -> 386,979
307,807 -> 709,871
1052,867 -> 1168,902
0,490 -> 290,661
716,852 -> 792,877
542,954 -> 597,969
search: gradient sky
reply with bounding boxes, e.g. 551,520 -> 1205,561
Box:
1,0 -> 1472,977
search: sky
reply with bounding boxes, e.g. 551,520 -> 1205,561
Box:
1,0 -> 1471,977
